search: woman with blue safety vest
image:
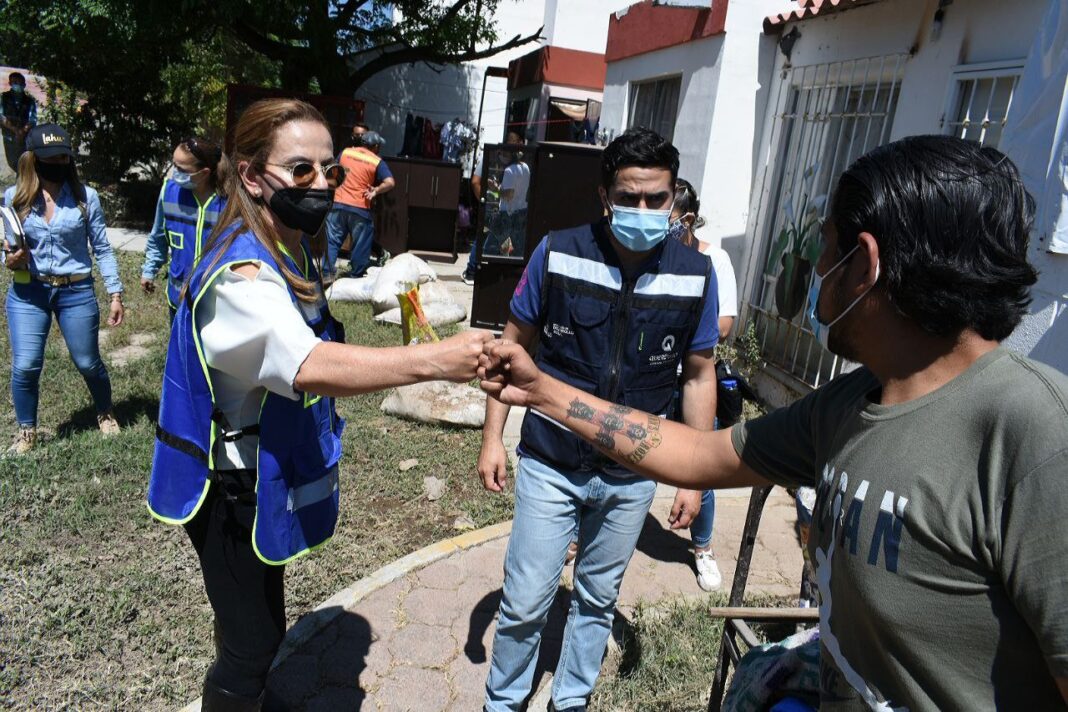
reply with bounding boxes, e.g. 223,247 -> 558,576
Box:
140,136 -> 225,320
2,123 -> 123,456
146,98 -> 489,711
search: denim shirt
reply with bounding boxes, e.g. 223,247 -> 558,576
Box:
141,184 -> 167,279
3,183 -> 123,294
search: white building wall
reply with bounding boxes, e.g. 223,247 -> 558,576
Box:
542,0 -> 629,53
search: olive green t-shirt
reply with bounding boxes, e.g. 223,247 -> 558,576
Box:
732,348 -> 1068,710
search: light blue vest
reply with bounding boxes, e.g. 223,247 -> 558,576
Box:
161,180 -> 224,307
147,225 -> 345,565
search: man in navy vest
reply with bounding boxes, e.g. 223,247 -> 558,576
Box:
479,128 -> 719,712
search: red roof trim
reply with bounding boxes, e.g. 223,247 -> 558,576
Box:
507,46 -> 607,92
606,0 -> 729,64
764,0 -> 885,34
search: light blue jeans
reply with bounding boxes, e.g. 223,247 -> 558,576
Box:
6,278 -> 113,427
485,456 -> 657,711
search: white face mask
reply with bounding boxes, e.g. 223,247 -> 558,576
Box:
805,244 -> 880,349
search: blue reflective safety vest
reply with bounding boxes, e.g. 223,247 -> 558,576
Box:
519,222 -> 711,477
162,180 -> 225,308
147,225 -> 346,565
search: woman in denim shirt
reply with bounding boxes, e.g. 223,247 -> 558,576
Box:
2,123 -> 123,455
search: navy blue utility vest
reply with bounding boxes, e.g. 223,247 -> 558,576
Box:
520,222 -> 711,477
161,180 -> 224,307
147,225 -> 345,565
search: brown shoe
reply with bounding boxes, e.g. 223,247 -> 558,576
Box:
6,427 -> 36,456
97,411 -> 120,437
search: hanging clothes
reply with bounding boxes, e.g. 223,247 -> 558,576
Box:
402,113 -> 424,157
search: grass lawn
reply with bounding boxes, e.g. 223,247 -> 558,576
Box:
591,594 -> 798,712
0,252 -> 514,709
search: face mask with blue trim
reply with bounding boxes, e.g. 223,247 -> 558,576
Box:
805,243 -> 880,349
610,204 -> 672,252
171,169 -> 193,188
667,214 -> 694,244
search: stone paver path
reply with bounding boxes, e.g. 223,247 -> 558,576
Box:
264,485 -> 803,711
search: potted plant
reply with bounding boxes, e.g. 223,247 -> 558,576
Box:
766,165 -> 826,319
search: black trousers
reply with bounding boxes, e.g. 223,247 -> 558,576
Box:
184,470 -> 286,698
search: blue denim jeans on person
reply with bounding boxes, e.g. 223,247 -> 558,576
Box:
325,208 -> 374,279
6,278 -> 113,427
485,456 -> 657,711
692,489 -> 716,549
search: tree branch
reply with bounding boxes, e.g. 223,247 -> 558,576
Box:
231,18 -> 307,63
347,25 -> 542,91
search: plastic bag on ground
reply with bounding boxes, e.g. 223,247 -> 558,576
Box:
326,267 -> 380,302
371,253 -> 437,313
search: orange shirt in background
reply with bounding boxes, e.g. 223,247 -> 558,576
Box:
335,146 -> 381,210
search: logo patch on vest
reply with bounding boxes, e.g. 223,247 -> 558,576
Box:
544,322 -> 574,339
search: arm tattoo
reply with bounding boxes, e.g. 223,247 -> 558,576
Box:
567,399 -> 595,422
563,398 -> 664,466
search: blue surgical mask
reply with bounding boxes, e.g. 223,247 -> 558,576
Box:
610,205 -> 671,252
805,244 -> 879,349
10,84 -> 24,94
171,169 -> 193,187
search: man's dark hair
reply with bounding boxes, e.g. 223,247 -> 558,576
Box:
353,122 -> 370,132
830,134 -> 1037,342
601,127 -> 679,191
9,72 -> 25,85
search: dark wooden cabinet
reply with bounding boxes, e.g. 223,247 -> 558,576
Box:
374,157 -> 461,257
470,142 -> 605,331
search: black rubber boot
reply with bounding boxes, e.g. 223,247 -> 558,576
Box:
201,674 -> 264,712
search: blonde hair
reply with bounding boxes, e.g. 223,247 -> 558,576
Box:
11,151 -> 87,223
199,99 -> 331,303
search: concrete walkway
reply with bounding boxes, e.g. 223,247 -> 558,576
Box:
260,485 -> 802,712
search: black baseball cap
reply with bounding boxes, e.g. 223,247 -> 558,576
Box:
26,123 -> 73,158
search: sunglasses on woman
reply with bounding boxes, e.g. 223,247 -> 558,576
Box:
263,161 -> 347,189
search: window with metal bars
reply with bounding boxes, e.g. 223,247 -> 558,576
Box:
740,54 -> 908,390
942,62 -> 1023,149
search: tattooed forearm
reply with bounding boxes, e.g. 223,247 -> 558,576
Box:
568,399 -> 596,421
563,398 -> 664,465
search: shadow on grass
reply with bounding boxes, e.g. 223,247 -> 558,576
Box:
55,394 -> 160,437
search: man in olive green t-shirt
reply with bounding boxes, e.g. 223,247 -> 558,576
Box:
479,135 -> 1068,710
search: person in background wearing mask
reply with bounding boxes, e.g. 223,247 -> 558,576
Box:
667,178 -> 739,590
462,130 -> 525,285
323,129 -> 395,282
146,99 -> 490,710
1,71 -> 37,173
141,137 -> 226,320
477,128 -> 718,712
1,124 -> 123,455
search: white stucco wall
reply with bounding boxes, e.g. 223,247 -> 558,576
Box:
542,0 -> 631,54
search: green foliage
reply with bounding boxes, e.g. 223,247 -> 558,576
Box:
0,1 -> 540,181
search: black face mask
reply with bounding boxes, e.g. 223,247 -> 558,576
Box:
266,183 -> 335,235
35,161 -> 69,184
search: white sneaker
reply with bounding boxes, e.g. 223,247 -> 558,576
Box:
695,549 -> 722,591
